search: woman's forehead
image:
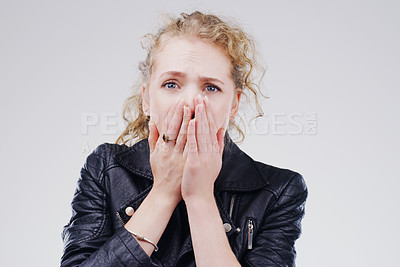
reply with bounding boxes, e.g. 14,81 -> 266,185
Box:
152,37 -> 232,79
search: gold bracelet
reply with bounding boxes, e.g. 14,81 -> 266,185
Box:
126,229 -> 159,252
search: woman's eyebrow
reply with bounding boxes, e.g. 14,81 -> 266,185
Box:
160,71 -> 224,85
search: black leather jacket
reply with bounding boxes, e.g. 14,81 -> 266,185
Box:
61,138 -> 307,267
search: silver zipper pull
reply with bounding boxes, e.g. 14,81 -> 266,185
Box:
247,219 -> 254,250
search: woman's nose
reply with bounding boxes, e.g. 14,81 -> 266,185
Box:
183,92 -> 200,116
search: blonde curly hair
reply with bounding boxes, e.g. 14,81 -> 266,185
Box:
116,11 -> 266,146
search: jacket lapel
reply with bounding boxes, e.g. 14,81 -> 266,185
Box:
114,139 -> 153,181
215,138 -> 270,191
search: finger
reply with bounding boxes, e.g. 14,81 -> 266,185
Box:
148,120 -> 159,153
161,97 -> 182,136
200,102 -> 211,151
195,94 -> 203,106
203,96 -> 218,146
196,103 -> 207,153
175,105 -> 191,152
167,98 -> 184,140
187,119 -> 198,154
216,127 -> 226,156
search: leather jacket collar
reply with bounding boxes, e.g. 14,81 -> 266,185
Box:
114,138 -> 269,192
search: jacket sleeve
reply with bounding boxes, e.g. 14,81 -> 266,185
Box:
61,145 -> 161,267
241,172 -> 308,267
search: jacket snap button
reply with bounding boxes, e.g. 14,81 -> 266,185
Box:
223,223 -> 232,232
125,206 -> 134,216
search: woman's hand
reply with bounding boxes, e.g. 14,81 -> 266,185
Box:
148,97 -> 191,202
181,96 -> 225,202
181,96 -> 240,267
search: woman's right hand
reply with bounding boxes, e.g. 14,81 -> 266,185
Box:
122,97 -> 191,256
147,97 -> 191,202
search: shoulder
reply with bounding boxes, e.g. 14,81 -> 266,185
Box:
254,160 -> 308,201
90,143 -> 129,159
82,143 -> 131,180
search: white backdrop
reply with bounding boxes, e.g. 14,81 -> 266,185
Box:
1,0 -> 399,266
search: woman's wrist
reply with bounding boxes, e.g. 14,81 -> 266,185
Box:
149,185 -> 182,206
184,190 -> 215,208
123,184 -> 181,256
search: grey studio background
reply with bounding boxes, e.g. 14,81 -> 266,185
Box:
0,0 -> 399,266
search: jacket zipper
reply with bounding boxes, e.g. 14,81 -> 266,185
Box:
229,194 -> 236,219
227,194 -> 241,234
247,219 -> 254,250
116,211 -> 125,225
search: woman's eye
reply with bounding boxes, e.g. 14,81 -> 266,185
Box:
205,85 -> 221,92
163,82 -> 178,90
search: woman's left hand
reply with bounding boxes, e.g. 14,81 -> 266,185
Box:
181,96 -> 225,202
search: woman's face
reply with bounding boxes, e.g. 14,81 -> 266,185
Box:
142,36 -> 240,134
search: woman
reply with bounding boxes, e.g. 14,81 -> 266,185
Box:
61,11 -> 307,267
